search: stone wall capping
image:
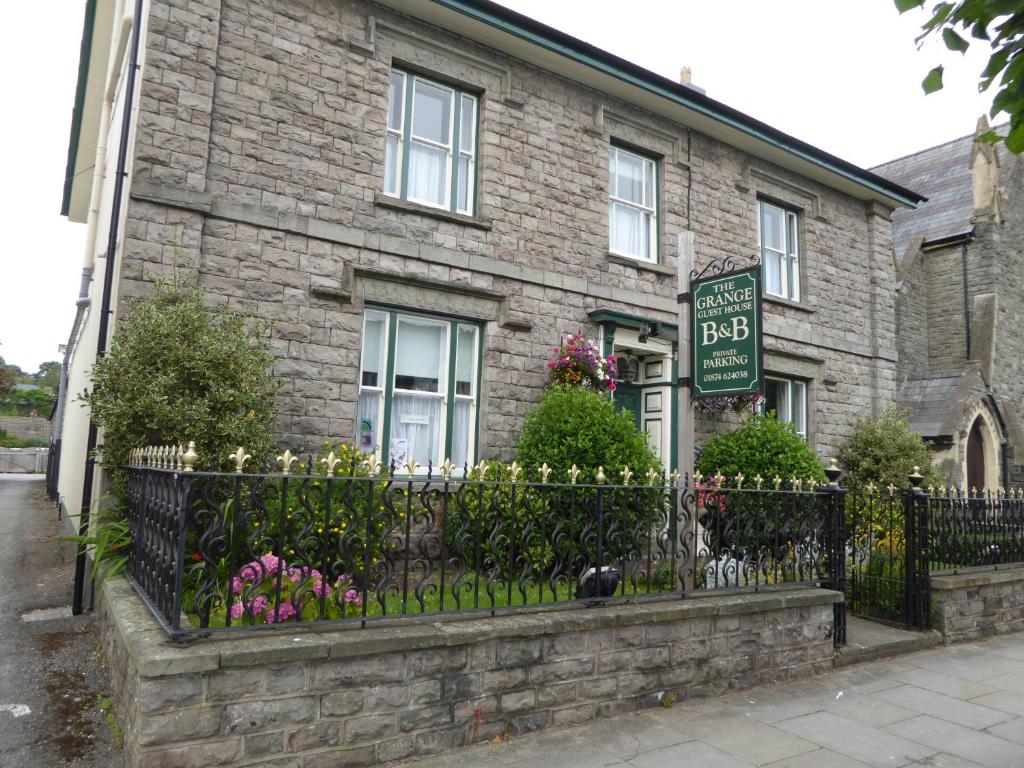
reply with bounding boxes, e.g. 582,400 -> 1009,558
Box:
210,633 -> 331,668
930,565 -> 1024,590
373,193 -> 492,231
606,253 -> 676,276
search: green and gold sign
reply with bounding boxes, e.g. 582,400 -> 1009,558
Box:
691,266 -> 763,398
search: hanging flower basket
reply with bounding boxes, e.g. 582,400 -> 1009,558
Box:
546,333 -> 618,393
693,392 -> 763,416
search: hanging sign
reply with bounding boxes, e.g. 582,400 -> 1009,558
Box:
691,265 -> 763,398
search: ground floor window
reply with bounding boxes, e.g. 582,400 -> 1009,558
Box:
357,308 -> 481,469
762,375 -> 807,439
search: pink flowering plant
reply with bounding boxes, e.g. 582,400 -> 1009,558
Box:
546,333 -> 617,392
227,552 -> 364,625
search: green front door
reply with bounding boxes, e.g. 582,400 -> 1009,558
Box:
615,383 -> 642,431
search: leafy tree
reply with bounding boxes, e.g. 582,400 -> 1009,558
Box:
896,0 -> 1024,152
837,406 -> 942,490
0,364 -> 14,398
696,414 -> 826,485
82,279 -> 280,479
34,361 -> 61,391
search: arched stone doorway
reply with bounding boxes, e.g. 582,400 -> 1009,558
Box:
967,418 -> 986,491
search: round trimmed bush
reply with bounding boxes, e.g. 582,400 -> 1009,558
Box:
696,414 -> 825,484
514,385 -> 661,482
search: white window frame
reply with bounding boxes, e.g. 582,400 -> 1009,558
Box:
608,146 -> 658,263
357,309 -> 481,472
383,70 -> 477,216
761,375 -> 808,439
758,201 -> 801,301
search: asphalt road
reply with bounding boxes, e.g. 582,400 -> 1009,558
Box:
0,475 -> 119,767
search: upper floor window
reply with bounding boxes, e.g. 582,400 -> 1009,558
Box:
357,308 -> 481,470
759,201 -> 800,301
384,71 -> 477,215
609,146 -> 658,262
762,375 -> 808,439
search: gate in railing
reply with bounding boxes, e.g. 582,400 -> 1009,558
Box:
845,475 -> 930,630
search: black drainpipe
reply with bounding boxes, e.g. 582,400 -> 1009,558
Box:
73,0 -> 144,615
961,241 -> 971,360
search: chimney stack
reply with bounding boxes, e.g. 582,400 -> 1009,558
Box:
679,66 -> 692,85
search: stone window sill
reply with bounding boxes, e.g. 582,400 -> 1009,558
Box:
606,252 -> 675,276
763,294 -> 815,314
374,193 -> 492,231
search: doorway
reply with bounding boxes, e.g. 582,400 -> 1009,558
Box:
967,417 -> 986,491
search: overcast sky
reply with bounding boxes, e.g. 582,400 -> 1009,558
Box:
0,0 -> 1001,373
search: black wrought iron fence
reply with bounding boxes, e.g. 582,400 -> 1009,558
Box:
925,488 -> 1024,571
120,446 -> 848,643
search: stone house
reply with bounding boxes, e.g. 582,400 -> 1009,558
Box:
53,0 -> 921,524
873,119 -> 1024,488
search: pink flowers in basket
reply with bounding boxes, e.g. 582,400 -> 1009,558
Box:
227,553 -> 362,624
546,333 -> 618,393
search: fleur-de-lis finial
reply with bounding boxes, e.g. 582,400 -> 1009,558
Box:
596,466 -> 607,484
568,464 -> 581,485
174,445 -> 184,470
539,463 -> 552,483
735,473 -> 745,489
509,461 -> 523,483
713,471 -> 725,487
405,458 -> 420,477
229,447 -> 251,474
791,476 -> 802,492
320,451 -> 341,475
927,485 -> 935,496
441,458 -> 455,481
363,455 -> 382,476
754,474 -> 764,490
182,441 -> 198,472
646,467 -> 660,486
620,466 -> 633,485
887,483 -> 897,497
475,459 -> 488,480
277,449 -> 297,475
806,477 -> 818,492
670,469 -> 681,487
693,470 -> 703,485
773,475 -> 782,490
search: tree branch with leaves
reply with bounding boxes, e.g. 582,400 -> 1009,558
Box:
897,0 -> 1024,152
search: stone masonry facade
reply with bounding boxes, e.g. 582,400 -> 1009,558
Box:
117,0 -> 898,463
99,577 -> 838,768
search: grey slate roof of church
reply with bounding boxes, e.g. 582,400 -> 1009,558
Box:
871,133 -> 976,259
899,365 -> 985,438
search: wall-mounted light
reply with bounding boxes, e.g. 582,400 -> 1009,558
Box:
638,322 -> 662,343
619,356 -> 640,383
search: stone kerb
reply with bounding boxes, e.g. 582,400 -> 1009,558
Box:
99,577 -> 841,768
930,565 -> 1024,643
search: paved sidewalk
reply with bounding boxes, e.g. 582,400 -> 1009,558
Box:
407,633 -> 1024,768
0,475 -> 119,767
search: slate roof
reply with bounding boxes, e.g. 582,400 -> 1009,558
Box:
872,133 -> 975,259
898,365 -> 984,438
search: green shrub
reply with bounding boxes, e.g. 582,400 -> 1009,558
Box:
696,414 -> 825,484
0,428 -> 47,448
83,278 -> 279,478
514,385 -> 661,482
837,407 -> 941,491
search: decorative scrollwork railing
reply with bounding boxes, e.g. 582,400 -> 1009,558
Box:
121,449 -> 850,642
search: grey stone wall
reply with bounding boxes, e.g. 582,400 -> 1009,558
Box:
930,566 -> 1024,643
0,415 -> 51,441
98,577 -> 839,768
119,0 -> 897,461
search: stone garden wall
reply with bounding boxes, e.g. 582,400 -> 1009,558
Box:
930,565 -> 1024,643
99,578 -> 839,768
